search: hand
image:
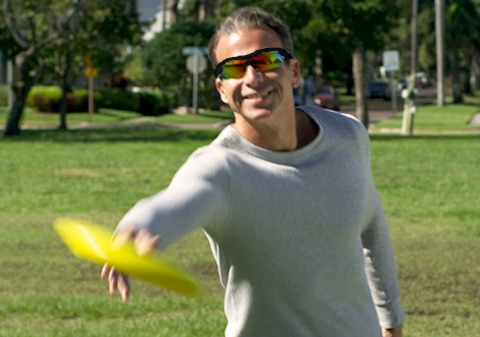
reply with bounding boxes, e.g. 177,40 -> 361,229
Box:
100,227 -> 161,302
112,227 -> 162,256
383,324 -> 403,337
101,264 -> 130,303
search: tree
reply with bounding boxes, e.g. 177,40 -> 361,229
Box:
1,0 -> 144,134
445,0 -> 480,102
50,0 -> 144,129
313,0 -> 400,127
1,0 -> 85,136
389,0 -> 480,101
133,19 -> 216,106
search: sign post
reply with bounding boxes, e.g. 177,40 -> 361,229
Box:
183,47 -> 208,114
382,50 -> 400,112
84,67 -> 98,123
84,56 -> 98,123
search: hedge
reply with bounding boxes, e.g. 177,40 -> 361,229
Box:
24,86 -> 174,116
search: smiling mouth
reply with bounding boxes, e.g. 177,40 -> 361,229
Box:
244,90 -> 272,100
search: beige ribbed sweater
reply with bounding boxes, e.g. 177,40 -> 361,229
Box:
117,106 -> 405,336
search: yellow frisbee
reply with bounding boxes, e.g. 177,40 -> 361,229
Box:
53,218 -> 201,297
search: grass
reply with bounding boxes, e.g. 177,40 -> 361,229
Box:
0,127 -> 227,337
372,93 -> 480,133
0,107 -> 234,129
370,134 -> 480,335
0,102 -> 480,336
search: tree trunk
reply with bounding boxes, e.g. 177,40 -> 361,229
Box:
168,0 -> 179,23
4,52 -> 42,136
58,49 -> 72,130
450,54 -> 463,103
59,85 -> 69,130
352,43 -> 369,128
346,62 -> 354,96
4,80 -> 33,136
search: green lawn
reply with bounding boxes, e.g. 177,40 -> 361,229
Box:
370,134 -> 480,335
0,106 -> 233,129
373,94 -> 480,133
0,103 -> 479,336
0,128 -> 227,337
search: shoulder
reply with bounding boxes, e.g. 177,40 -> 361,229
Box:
300,105 -> 369,140
187,126 -> 240,165
173,130 -> 239,183
181,145 -> 231,175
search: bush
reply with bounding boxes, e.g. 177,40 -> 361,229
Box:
69,89 -> 89,112
96,88 -> 140,112
96,87 -> 174,116
27,86 -> 91,113
137,89 -> 175,116
28,86 -> 62,112
25,86 -> 176,115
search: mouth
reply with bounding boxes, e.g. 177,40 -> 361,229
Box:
243,89 -> 272,100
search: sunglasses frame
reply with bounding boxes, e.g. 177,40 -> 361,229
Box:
214,47 -> 293,79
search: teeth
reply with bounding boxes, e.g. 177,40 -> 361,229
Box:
245,91 -> 269,99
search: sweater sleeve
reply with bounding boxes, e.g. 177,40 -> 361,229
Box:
359,128 -> 405,328
361,190 -> 405,328
116,147 -> 230,250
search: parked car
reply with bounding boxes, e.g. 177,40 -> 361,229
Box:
367,81 -> 391,100
397,77 -> 408,90
397,72 -> 430,90
314,85 -> 340,111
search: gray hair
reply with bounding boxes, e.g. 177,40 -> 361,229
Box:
208,7 -> 294,67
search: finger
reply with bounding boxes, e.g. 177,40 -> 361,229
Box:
134,229 -> 161,256
111,227 -> 136,249
108,266 -> 118,296
100,263 -> 110,280
117,274 -> 130,303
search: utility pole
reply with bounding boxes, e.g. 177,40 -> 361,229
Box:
402,0 -> 418,135
435,0 -> 445,106
162,0 -> 167,31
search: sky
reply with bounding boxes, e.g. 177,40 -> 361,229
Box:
137,0 -> 162,22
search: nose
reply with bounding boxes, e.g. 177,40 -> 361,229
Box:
243,62 -> 261,84
242,60 -> 258,73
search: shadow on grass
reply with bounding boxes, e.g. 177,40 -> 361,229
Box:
370,133 -> 480,142
1,127 -> 221,144
3,126 -> 479,144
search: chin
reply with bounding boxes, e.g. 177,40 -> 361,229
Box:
244,106 -> 277,120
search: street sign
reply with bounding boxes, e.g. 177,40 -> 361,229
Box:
183,46 -> 208,115
383,50 -> 400,72
186,55 -> 207,74
182,47 -> 208,56
383,50 -> 400,113
85,67 -> 98,78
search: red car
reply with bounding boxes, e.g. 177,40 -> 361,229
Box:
314,85 -> 340,111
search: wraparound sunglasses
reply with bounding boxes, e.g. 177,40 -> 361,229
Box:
214,47 -> 293,79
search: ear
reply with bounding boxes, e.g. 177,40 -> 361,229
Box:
290,59 -> 301,88
215,77 -> 229,104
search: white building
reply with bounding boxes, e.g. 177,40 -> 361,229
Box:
138,0 -> 186,41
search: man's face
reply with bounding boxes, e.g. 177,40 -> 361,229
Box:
214,27 -> 300,125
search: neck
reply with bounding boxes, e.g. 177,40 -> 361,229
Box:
233,109 -> 319,152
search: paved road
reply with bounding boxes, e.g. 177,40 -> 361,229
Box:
341,98 -> 402,129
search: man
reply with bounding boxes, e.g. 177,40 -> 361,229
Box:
101,7 -> 405,337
